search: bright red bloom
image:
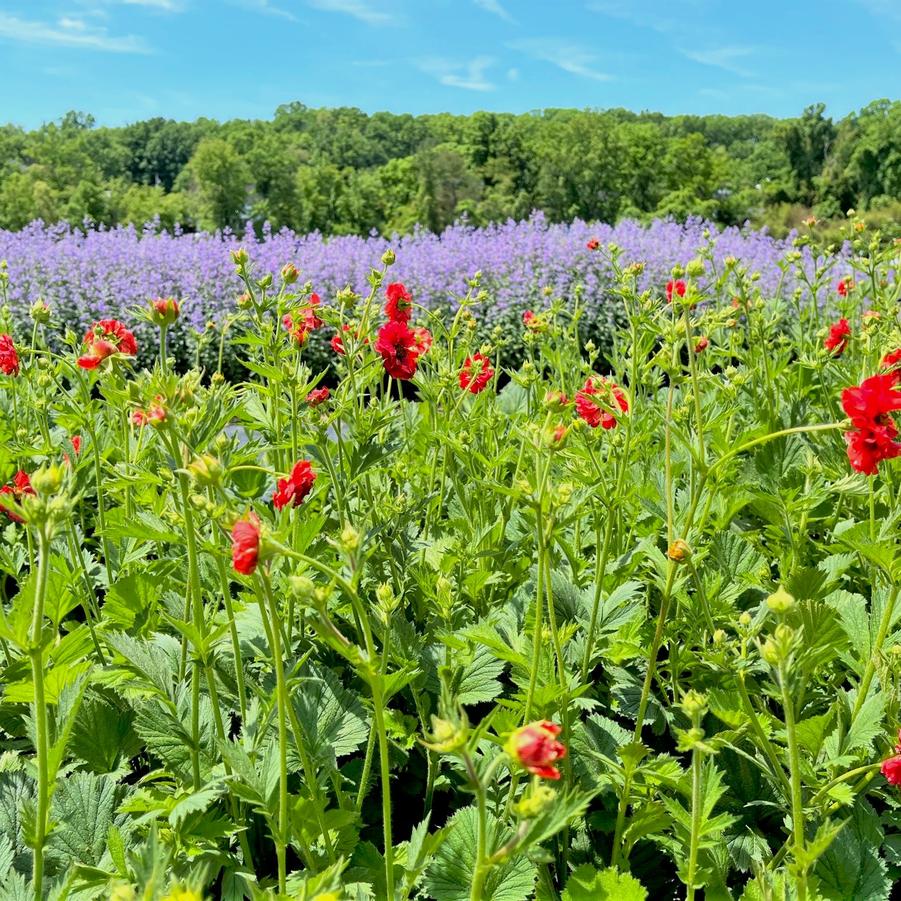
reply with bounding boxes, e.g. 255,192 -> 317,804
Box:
837,278 -> 854,297
283,295 -> 323,346
384,283 -> 413,323
881,348 -> 901,383
586,238 -> 600,251
231,513 -> 261,575
411,327 -> 432,356
841,374 -> 901,475
273,460 -> 317,510
666,280 -> 687,303
522,310 -> 547,332
71,435 -> 82,455
459,353 -> 494,394
0,335 -> 20,376
331,323 -> 365,355
150,297 -> 180,327
506,721 -> 567,780
78,319 -> 137,370
882,755 -> 901,786
307,387 -> 330,407
824,318 -> 851,355
575,377 -> 629,429
694,336 -> 709,354
375,320 -> 422,380
0,470 -> 35,523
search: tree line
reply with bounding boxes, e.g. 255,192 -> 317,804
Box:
1,99 -> 899,236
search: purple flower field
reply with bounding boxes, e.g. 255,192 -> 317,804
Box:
0,213 -> 807,368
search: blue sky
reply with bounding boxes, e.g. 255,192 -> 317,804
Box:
0,0 -> 898,127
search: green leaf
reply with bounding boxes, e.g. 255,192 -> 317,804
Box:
562,865 -> 647,901
48,773 -> 120,869
102,572 -> 161,633
816,802 -> 889,900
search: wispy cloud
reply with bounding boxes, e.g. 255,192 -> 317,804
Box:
232,0 -> 298,20
418,56 -> 496,91
0,13 -> 150,52
682,45 -> 755,77
308,0 -> 392,25
119,0 -> 184,9
509,38 -> 613,81
473,0 -> 515,23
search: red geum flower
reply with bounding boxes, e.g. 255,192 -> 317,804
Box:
0,335 -> 20,376
273,459 -> 317,510
505,720 -> 567,780
575,377 -> 629,430
283,295 -> 323,346
77,319 -> 137,370
132,399 -> 166,427
307,387 -> 330,407
375,320 -> 422,380
411,326 -> 432,356
71,435 -> 82,455
666,280 -> 687,303
694,336 -> 709,354
231,513 -> 261,575
882,755 -> 901,786
522,310 -> 545,332
0,470 -> 35,523
824,318 -> 851,355
458,352 -> 494,394
837,278 -> 854,297
384,283 -> 413,322
881,348 -> 901,383
840,373 -> 901,475
150,297 -> 180,327
586,238 -> 600,251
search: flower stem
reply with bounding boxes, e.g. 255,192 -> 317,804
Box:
778,660 -> 807,901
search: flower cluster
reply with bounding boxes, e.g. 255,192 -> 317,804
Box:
841,373 -> 901,475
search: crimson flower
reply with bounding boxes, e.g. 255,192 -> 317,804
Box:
505,721 -> 567,780
375,320 -> 423,380
273,460 -> 317,510
881,348 -> 901,383
575,377 -> 629,429
586,238 -> 600,251
77,319 -> 137,370
0,470 -> 35,523
837,278 -> 854,297
882,731 -> 901,786
666,280 -> 686,303
824,318 -> 851,355
132,399 -> 166,427
231,513 -> 261,575
71,435 -> 82,455
840,373 -> 901,475
459,352 -> 494,394
694,336 -> 709,354
384,283 -> 413,322
307,387 -> 330,407
0,335 -> 20,376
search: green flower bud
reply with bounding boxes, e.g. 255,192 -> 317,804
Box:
766,586 -> 796,614
381,248 -> 396,266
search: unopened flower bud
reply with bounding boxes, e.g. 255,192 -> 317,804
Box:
187,453 -> 223,487
340,524 -> 360,553
30,300 -> 51,324
288,574 -> 317,604
681,690 -> 707,719
231,248 -> 249,267
513,785 -> 557,819
766,586 -> 796,614
667,539 -> 692,562
381,249 -> 396,266
30,464 -> 65,496
686,259 -> 705,278
281,263 -> 299,284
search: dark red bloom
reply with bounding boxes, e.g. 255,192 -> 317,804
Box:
694,336 -> 709,354
375,320 -> 423,380
78,319 -> 137,370
575,377 -> 629,430
0,335 -> 20,376
506,720 -> 567,780
0,470 -> 35,523
273,460 -> 317,510
824,318 -> 851,356
384,283 -> 413,322
837,278 -> 854,297
666,280 -> 687,303
231,513 -> 261,575
458,352 -> 494,394
841,373 -> 901,475
307,387 -> 330,407
586,238 -> 600,251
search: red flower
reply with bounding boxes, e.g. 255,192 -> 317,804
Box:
283,295 -> 323,346
375,320 -> 422,380
150,297 -> 180,327
522,310 -> 545,332
881,348 -> 901,383
841,373 -> 901,475
694,336 -> 709,354
71,435 -> 82,455
837,278 -> 854,297
575,377 -> 629,430
666,280 -> 686,303
78,319 -> 137,370
411,326 -> 432,356
273,460 -> 317,510
0,470 -> 35,523
231,513 -> 261,575
307,387 -> 330,407
384,283 -> 413,322
132,399 -> 166,427
0,335 -> 20,376
586,238 -> 600,251
882,755 -> 901,786
824,318 -> 851,355
331,323 -> 365,355
459,353 -> 494,394
506,721 -> 567,780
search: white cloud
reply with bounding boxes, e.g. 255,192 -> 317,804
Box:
0,13 -> 150,52
506,66 -> 519,80
418,56 -> 496,91
682,45 -> 755,77
473,0 -> 514,23
308,0 -> 391,25
510,38 -> 613,81
119,0 -> 184,9
232,0 -> 298,20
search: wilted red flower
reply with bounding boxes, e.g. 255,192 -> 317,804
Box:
0,335 -> 20,376
0,470 -> 35,523
273,459 -> 317,510
384,283 -> 413,322
283,295 -> 323,346
694,336 -> 709,354
375,320 -> 422,380
841,373 -> 901,475
824,318 -> 851,355
505,720 -> 566,780
881,349 -> 901,382
150,297 -> 180,327
458,352 -> 494,394
78,319 -> 137,370
307,387 -> 330,407
132,399 -> 166,427
575,377 -> 629,429
586,238 -> 600,251
666,280 -> 687,303
231,513 -> 261,575
837,278 -> 854,297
